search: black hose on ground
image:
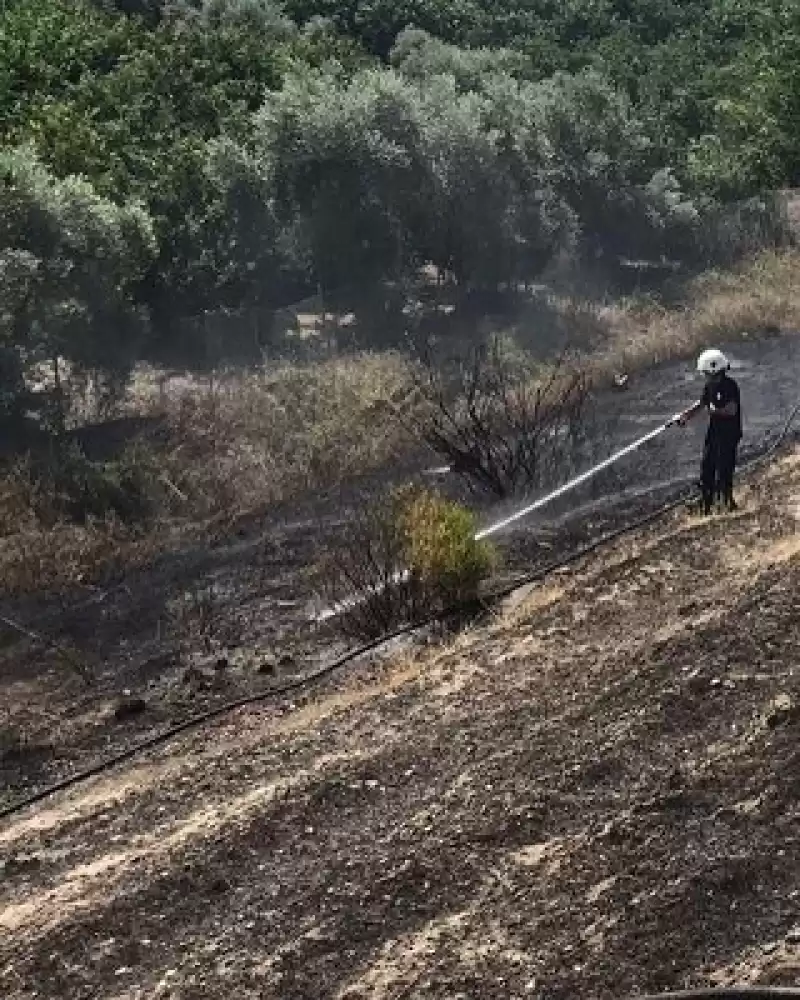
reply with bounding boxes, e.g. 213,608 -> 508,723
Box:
1,400 -> 798,824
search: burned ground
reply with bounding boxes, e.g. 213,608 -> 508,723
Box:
1,446 -> 798,1000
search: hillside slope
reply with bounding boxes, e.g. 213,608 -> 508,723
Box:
1,447 -> 799,999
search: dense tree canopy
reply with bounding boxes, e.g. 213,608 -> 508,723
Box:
0,0 -> 797,413
0,144 -> 157,420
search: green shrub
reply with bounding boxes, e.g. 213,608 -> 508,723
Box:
400,487 -> 494,604
318,485 -> 496,639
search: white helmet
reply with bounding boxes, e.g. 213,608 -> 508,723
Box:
696,348 -> 730,375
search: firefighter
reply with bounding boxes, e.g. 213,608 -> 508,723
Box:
674,349 -> 742,514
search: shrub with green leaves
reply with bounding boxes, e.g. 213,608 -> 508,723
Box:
318,485 -> 495,639
0,145 -> 157,426
400,487 -> 494,602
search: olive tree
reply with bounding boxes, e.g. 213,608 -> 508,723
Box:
253,67 -> 429,297
0,145 -> 157,424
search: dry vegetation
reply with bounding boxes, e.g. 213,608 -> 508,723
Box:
0,248 -> 798,599
406,344 -> 595,498
130,352 -> 414,517
0,354 -> 414,598
593,248 -> 800,377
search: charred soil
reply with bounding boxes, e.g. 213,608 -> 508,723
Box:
1,446 -> 799,999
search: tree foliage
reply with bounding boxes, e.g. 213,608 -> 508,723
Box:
0,145 -> 157,420
0,0 -> 797,421
241,60 -> 703,294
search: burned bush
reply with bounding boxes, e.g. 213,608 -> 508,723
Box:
408,338 -> 595,498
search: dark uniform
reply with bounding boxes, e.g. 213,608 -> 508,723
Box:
699,373 -> 742,512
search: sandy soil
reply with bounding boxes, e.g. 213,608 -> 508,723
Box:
1,445 -> 799,999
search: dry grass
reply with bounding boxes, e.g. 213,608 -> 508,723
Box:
0,521 -> 146,598
591,248 -> 800,380
136,352 -> 414,531
0,462 -> 163,597
0,354 -> 414,597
